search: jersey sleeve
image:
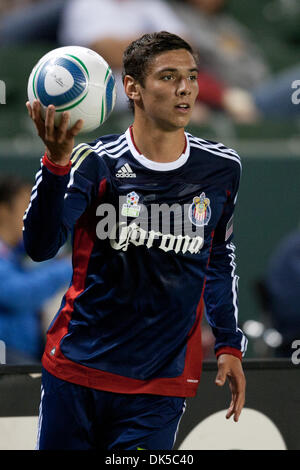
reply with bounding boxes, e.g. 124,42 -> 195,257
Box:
203,159 -> 248,360
23,144 -> 108,262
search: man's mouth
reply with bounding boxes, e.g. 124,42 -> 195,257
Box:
175,103 -> 190,112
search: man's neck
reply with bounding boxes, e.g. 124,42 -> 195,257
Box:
131,122 -> 186,164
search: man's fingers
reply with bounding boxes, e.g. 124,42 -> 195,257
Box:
226,398 -> 235,419
26,101 -> 33,119
215,376 -> 225,386
216,355 -> 246,423
68,119 -> 84,138
56,112 -> 70,143
45,104 -> 56,141
26,100 -> 77,163
227,394 -> 244,422
233,389 -> 245,422
28,100 -> 83,142
32,99 -> 43,123
215,365 -> 227,386
227,376 -> 245,422
30,100 -> 46,138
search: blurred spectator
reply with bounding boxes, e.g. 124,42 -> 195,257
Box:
0,0 -> 64,44
171,0 -> 300,120
264,229 -> 300,357
0,175 -> 72,364
56,0 -> 258,122
58,0 -> 188,111
172,0 -> 270,90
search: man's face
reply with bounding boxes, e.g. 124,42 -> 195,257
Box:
136,49 -> 199,131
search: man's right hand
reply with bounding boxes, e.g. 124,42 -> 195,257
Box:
26,99 -> 84,166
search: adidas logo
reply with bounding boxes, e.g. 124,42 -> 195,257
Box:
116,163 -> 136,178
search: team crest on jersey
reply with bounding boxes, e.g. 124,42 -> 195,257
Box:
188,192 -> 211,227
121,191 -> 141,218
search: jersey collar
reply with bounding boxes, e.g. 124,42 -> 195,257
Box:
125,126 -> 190,172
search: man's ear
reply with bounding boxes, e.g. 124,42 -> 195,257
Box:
123,75 -> 142,104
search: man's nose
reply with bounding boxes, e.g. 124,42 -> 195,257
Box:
177,78 -> 191,96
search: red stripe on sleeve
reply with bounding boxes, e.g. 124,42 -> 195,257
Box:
216,347 -> 242,361
42,152 -> 72,176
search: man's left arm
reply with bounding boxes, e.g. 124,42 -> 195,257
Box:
203,159 -> 247,421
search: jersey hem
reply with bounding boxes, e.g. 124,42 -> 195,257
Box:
41,352 -> 198,398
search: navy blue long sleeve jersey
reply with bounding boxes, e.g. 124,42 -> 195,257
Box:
23,127 -> 247,397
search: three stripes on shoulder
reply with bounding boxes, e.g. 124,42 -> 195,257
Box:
71,143 -> 94,171
70,141 -> 136,177
70,137 -> 128,170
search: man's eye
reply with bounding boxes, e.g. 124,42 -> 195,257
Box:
189,75 -> 198,81
162,75 -> 173,80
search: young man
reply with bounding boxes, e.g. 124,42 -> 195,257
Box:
24,31 -> 247,450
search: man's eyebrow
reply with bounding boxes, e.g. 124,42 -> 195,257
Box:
157,67 -> 199,73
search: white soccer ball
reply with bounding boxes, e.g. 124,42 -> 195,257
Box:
27,45 -> 117,133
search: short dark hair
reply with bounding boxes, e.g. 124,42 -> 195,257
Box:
122,31 -> 198,112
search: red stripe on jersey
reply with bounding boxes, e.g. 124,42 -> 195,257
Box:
182,135 -> 187,154
129,125 -> 141,154
42,179 -> 107,367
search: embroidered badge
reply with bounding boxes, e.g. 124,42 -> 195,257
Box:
121,191 -> 141,218
188,192 -> 211,227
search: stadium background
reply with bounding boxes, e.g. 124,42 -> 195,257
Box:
0,0 -> 300,450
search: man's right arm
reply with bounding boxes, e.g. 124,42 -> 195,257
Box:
23,143 -> 103,261
23,153 -> 72,261
23,100 -> 84,261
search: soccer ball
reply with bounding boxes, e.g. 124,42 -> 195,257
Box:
27,45 -> 117,133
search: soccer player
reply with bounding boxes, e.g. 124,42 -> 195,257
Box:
24,31 -> 247,450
